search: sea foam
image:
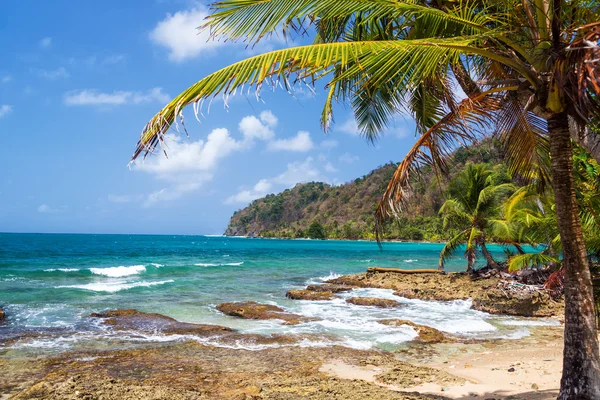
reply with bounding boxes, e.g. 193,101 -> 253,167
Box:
56,279 -> 174,293
89,265 -> 146,277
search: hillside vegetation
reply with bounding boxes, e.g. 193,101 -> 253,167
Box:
225,140 -> 506,241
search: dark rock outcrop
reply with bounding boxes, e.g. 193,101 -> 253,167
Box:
0,308 -> 5,321
345,297 -> 400,308
286,290 -> 335,301
305,284 -> 352,293
216,301 -> 312,325
90,309 -> 233,336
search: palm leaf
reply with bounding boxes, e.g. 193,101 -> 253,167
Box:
439,228 -> 470,270
507,253 -> 559,272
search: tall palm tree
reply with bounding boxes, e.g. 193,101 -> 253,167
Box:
438,163 -> 515,272
130,1 -> 600,397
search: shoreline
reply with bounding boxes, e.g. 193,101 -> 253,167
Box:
1,270 -> 568,399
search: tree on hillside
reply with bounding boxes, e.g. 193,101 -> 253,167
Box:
438,163 -> 515,272
130,1 -> 600,396
307,221 -> 327,239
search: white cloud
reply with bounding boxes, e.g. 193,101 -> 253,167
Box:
0,105 -> 13,118
38,204 -> 58,213
39,37 -> 52,48
337,118 -> 360,136
268,131 -> 313,152
64,88 -> 170,106
324,162 -> 337,173
339,153 -> 359,164
108,194 -> 137,204
226,157 -> 330,205
143,181 -> 207,207
136,129 -> 241,176
320,139 -> 338,149
33,67 -> 69,80
238,111 -> 277,141
150,8 -> 221,62
102,54 -> 127,65
1,75 -> 12,83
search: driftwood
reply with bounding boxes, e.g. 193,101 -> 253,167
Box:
367,267 -> 442,274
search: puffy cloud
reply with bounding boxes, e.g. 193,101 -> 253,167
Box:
150,8 -> 221,62
0,105 -> 13,118
267,131 -> 313,152
238,111 -> 277,141
33,67 -> 69,80
337,118 -> 360,136
64,88 -> 170,106
225,179 -> 272,204
136,130 -> 241,176
39,37 -> 52,48
324,162 -> 337,173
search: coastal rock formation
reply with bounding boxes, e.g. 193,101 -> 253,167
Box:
90,309 -> 233,336
378,319 -> 448,343
0,308 -> 5,321
305,284 -> 352,293
216,301 -> 311,325
471,287 -> 563,317
345,297 -> 400,308
328,272 -> 564,317
286,289 -> 335,300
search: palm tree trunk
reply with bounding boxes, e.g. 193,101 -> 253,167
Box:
549,112 -> 600,399
480,241 -> 500,270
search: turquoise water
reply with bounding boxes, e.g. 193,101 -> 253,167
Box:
0,233 -> 557,353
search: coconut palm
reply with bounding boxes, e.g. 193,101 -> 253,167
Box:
130,1 -> 600,396
438,163 -> 515,272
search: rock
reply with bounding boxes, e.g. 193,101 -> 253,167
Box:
531,383 -> 539,390
90,309 -> 233,336
216,301 -> 311,325
345,297 -> 400,308
286,290 -> 334,300
378,319 -> 448,343
508,367 -> 515,372
305,284 -> 352,293
471,287 -> 562,317
0,308 -> 5,321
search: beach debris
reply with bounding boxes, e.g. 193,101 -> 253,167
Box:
216,301 -> 313,325
378,319 -> 448,343
345,297 -> 400,308
286,289 -> 335,300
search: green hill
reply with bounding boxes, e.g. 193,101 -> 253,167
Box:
224,139 -> 506,241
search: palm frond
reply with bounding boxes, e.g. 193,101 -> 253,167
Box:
439,228 -> 470,270
507,253 -> 559,272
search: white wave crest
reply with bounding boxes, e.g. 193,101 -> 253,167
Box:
44,268 -> 80,272
403,259 -> 418,263
89,265 -> 146,277
56,279 -> 174,293
195,262 -> 244,267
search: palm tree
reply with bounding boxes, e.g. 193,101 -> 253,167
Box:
438,163 -> 515,272
130,1 -> 600,396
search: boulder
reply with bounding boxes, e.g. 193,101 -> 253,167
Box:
471,287 -> 562,317
216,301 -> 311,325
286,290 -> 335,300
90,309 -> 233,336
305,284 -> 352,293
378,319 -> 448,343
345,297 -> 400,308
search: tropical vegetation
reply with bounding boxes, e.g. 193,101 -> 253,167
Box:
130,0 -> 600,397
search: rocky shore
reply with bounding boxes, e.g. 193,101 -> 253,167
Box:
1,270 -> 568,399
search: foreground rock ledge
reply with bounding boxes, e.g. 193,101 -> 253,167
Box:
90,309 -> 233,336
216,301 -> 313,325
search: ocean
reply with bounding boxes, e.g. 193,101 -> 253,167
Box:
0,233 -> 558,355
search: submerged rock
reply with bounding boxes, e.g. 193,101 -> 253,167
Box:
216,301 -> 312,325
345,297 -> 400,308
286,290 -> 335,300
378,319 -> 448,343
90,309 -> 233,336
0,308 -> 5,321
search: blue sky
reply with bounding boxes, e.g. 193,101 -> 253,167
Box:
0,1 -> 419,235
